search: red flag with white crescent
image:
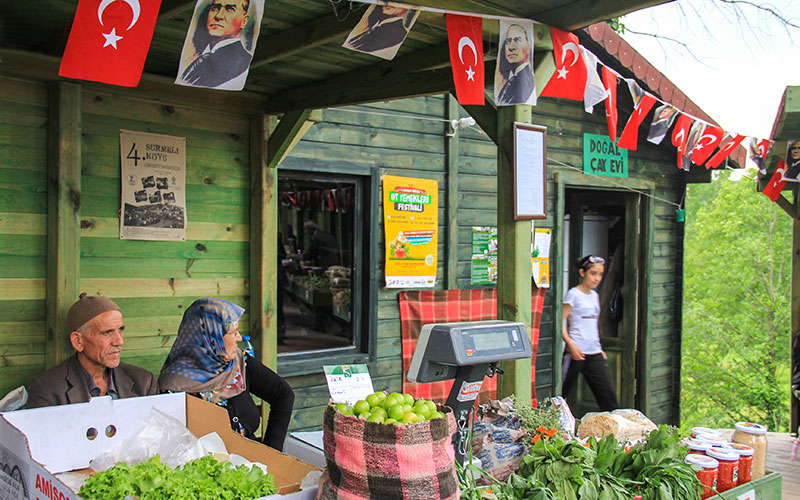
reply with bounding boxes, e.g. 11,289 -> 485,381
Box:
447,14 -> 484,105
617,93 -> 656,151
59,0 -> 161,87
672,114 -> 693,169
540,27 -> 586,100
705,134 -> 745,169
763,158 -> 788,202
750,138 -> 771,171
603,67 -> 618,142
690,125 -> 725,166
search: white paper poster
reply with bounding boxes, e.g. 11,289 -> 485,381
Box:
324,364 -> 375,405
120,130 -> 187,241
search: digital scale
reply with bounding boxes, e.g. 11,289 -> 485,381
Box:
407,320 -> 532,464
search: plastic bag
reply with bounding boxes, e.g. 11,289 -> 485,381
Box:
0,386 -> 27,412
89,407 -> 205,471
549,396 -> 576,436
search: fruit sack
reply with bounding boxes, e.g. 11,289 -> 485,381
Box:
317,403 -> 459,500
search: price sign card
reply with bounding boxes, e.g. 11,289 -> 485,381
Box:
323,364 -> 375,405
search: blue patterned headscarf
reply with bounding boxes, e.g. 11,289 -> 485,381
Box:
159,297 -> 245,387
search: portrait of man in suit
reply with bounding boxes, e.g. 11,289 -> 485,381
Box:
495,23 -> 536,106
176,0 -> 262,90
343,5 -> 420,61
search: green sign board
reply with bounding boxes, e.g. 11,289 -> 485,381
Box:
583,133 -> 628,178
470,226 -> 497,285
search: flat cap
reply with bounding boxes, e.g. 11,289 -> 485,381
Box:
67,293 -> 121,333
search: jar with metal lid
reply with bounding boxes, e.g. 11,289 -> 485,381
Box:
685,454 -> 719,499
691,427 -> 723,439
731,422 -> 768,479
697,434 -> 728,448
727,442 -> 755,484
683,438 -> 712,455
707,446 -> 739,492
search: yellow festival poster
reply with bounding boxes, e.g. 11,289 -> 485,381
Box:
383,175 -> 438,288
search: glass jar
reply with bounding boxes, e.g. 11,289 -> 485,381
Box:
685,454 -> 719,499
731,422 -> 768,479
728,442 -> 754,485
691,427 -> 723,439
696,434 -> 728,448
707,446 -> 739,492
683,438 -> 712,455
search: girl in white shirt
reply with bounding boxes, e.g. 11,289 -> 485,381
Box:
561,255 -> 620,410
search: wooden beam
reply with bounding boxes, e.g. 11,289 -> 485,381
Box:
496,105 -> 533,402
251,13 -> 360,69
250,115 -> 278,370
0,49 -> 269,116
534,0 -> 672,31
460,91 -> 498,144
446,95 -> 460,289
266,109 -> 313,168
792,189 -> 800,433
46,82 -> 81,369
776,193 -> 798,219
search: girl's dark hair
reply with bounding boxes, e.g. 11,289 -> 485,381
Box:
576,255 -> 605,271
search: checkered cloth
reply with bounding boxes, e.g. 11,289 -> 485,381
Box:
399,288 -> 547,407
318,404 -> 459,500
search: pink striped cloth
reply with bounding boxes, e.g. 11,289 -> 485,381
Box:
317,404 -> 459,500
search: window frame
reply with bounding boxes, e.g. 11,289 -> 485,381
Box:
275,163 -> 379,377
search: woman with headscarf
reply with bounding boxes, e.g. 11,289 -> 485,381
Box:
159,297 -> 294,450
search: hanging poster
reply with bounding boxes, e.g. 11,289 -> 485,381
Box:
323,364 -> 375,405
120,130 -> 186,241
383,175 -> 438,288
532,227 -> 551,288
471,226 -> 497,285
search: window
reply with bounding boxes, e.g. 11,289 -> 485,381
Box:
276,169 -> 377,375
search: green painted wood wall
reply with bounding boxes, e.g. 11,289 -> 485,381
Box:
0,73 -> 685,430
0,76 -> 49,392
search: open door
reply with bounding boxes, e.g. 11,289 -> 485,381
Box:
563,188 -> 641,416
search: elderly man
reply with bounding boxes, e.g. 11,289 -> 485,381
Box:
496,24 -> 535,105
179,0 -> 253,89
26,294 -> 158,408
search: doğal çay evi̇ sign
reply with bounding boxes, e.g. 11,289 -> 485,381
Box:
583,133 -> 628,178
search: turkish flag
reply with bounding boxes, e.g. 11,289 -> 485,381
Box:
617,93 -> 656,151
447,14 -> 484,105
540,27 -> 586,100
690,125 -> 725,166
705,134 -> 745,169
603,67 -> 618,142
763,158 -> 788,202
750,138 -> 771,171
672,114 -> 693,169
59,0 -> 161,87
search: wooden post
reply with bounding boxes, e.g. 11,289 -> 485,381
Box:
792,188 -> 800,434
46,82 -> 81,369
496,105 -> 532,402
446,95 -> 460,289
250,115 -> 278,370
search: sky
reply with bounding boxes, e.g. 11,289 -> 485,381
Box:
620,0 -> 800,143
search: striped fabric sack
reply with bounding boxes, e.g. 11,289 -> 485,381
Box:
317,404 -> 459,500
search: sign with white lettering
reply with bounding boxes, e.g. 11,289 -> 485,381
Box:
583,133 -> 628,178
120,130 -> 187,241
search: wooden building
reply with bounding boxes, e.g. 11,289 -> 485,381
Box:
0,0 -> 733,433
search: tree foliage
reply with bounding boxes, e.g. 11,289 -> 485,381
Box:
682,171 -> 792,432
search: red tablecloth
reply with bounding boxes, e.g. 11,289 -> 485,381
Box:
399,288 -> 546,407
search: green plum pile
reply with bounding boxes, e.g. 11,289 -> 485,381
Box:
334,391 -> 446,425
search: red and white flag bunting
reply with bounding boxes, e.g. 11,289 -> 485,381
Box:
446,14 -> 484,105
763,158 -> 788,202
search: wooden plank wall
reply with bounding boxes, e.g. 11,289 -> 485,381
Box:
0,76 -> 49,395
0,76 -> 683,428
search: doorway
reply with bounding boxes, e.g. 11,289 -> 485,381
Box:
562,188 -> 643,417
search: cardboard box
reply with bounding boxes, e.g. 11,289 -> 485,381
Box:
0,393 -> 319,500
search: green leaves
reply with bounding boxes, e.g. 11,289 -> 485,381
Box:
78,454 -> 277,500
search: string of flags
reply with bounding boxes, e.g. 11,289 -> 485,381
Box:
57,0 -> 789,202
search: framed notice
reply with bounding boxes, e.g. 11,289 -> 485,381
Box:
513,123 -> 547,220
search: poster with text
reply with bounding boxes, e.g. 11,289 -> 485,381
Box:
471,226 -> 497,285
532,227 -> 551,288
383,175 -> 438,288
120,130 -> 186,241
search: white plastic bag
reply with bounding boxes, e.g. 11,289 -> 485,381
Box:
89,407 -> 205,471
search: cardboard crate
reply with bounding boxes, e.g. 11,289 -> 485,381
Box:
0,393 -> 319,500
